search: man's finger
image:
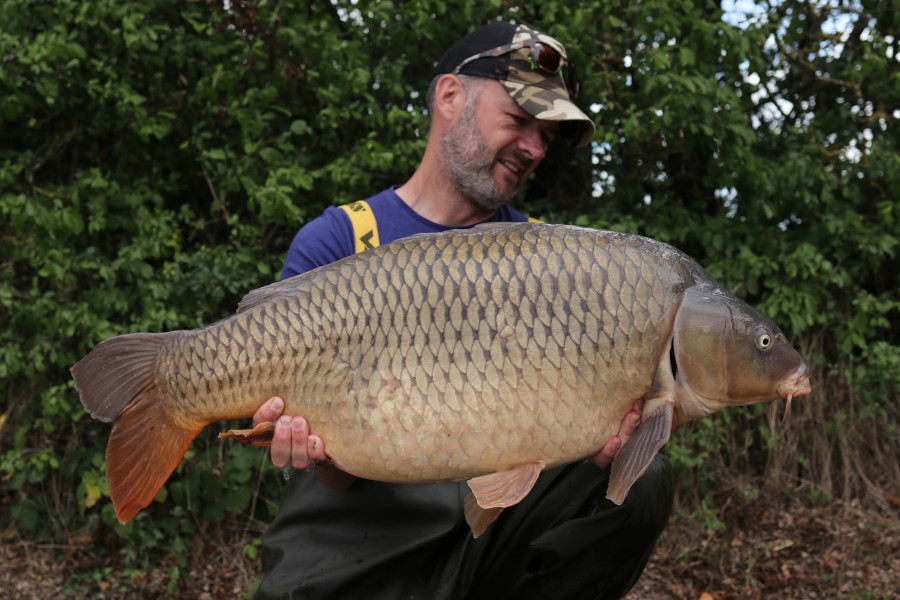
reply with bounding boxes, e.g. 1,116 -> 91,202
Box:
269,415 -> 294,468
590,435 -> 622,470
618,409 -> 641,442
290,416 -> 311,470
253,396 -> 285,427
307,434 -> 327,463
590,408 -> 641,470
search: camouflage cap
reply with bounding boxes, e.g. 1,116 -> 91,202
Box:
434,22 -> 596,148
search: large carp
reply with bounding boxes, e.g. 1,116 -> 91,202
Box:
72,223 -> 811,536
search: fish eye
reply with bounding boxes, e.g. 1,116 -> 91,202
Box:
755,327 -> 772,351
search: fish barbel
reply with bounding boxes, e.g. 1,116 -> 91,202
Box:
71,223 -> 812,536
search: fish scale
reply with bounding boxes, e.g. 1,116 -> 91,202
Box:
72,223 -> 812,534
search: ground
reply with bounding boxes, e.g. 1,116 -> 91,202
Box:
2,500 -> 898,599
624,500 -> 899,600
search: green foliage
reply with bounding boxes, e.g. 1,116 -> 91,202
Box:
1,0 -> 897,592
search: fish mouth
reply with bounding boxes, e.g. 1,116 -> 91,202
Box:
776,362 -> 813,422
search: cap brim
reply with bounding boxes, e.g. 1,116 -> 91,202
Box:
500,80 -> 596,148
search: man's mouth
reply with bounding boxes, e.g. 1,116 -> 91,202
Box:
498,158 -> 522,175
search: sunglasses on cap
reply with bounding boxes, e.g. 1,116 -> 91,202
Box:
450,39 -> 581,99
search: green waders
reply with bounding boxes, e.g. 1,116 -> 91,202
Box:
255,455 -> 673,599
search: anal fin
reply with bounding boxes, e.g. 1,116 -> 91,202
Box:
219,421 -> 275,447
606,400 -> 674,505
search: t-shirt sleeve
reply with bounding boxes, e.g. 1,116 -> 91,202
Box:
280,208 -> 355,280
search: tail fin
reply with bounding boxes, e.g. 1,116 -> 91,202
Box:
71,332 -> 203,523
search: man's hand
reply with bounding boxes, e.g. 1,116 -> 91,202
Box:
589,400 -> 643,470
253,397 -> 355,490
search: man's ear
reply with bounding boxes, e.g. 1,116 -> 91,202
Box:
433,74 -> 467,124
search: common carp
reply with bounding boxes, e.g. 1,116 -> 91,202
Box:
71,223 -> 811,536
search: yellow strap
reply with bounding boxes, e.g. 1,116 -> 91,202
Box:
339,201 -> 539,253
338,200 -> 380,253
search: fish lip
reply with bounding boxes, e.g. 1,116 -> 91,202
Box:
777,361 -> 812,400
775,362 -> 812,423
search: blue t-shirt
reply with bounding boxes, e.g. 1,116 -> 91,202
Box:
281,187 -> 531,279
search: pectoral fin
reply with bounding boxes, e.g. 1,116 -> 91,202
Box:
219,421 -> 275,447
464,462 -> 543,538
606,400 -> 674,505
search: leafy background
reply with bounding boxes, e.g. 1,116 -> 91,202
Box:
1,0 -> 897,597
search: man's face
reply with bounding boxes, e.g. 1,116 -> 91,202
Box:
442,79 -> 558,212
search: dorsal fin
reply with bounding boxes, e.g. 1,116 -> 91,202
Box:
237,222 -> 542,314
471,222 -> 527,231
237,277 -> 297,313
394,222 -> 534,244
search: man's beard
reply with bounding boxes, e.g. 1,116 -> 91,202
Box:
441,100 -> 527,213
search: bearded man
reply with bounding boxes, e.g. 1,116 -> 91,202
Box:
251,22 -> 674,600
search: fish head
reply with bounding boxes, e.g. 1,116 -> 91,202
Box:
672,283 -> 812,424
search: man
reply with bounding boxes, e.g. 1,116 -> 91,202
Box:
252,22 -> 674,599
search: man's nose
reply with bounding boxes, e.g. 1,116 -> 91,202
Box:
519,126 -> 547,162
